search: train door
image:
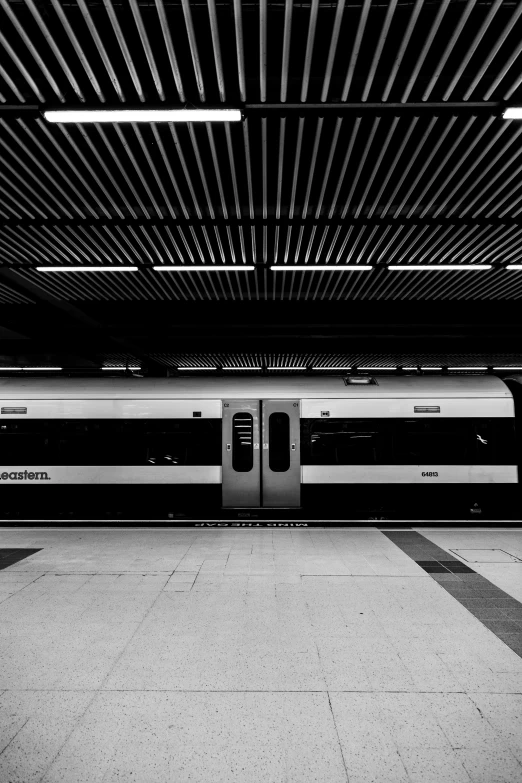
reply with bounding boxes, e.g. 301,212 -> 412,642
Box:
222,399 -> 300,508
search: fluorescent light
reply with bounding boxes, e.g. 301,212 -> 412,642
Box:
494,366 -> 522,370
22,367 -> 63,371
504,265 -> 522,269
0,367 -> 23,371
102,366 -> 141,371
271,265 -> 372,272
448,367 -> 487,371
503,107 -> 522,120
388,265 -> 491,271
402,367 -> 419,370
357,367 -> 393,371
154,266 -> 255,272
37,266 -> 138,272
43,109 -> 242,123
421,367 -> 442,370
267,366 -> 304,370
223,366 -> 262,370
179,367 -> 217,371
312,366 -> 352,371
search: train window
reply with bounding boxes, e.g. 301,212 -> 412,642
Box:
232,413 -> 254,472
269,412 -> 290,472
301,418 -> 516,466
0,419 -> 222,466
304,420 -> 388,465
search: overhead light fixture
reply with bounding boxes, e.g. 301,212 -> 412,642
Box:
494,366 -> 522,370
43,108 -> 243,124
154,266 -> 255,272
102,366 -> 141,371
504,265 -> 522,269
271,265 -> 372,272
267,366 -> 304,370
388,265 -> 491,271
22,367 -> 63,371
345,377 -> 375,385
402,367 -> 419,370
503,107 -> 522,120
0,367 -> 23,371
312,366 -> 352,371
357,367 -> 393,371
37,266 -> 138,272
448,367 -> 487,371
421,367 -> 442,370
223,366 -> 262,370
179,367 -> 217,371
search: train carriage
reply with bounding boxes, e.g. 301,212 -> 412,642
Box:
0,375 -> 517,521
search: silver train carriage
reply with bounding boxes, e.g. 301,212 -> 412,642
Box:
0,375 -> 518,521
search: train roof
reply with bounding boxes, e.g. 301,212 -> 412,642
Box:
0,375 -> 511,399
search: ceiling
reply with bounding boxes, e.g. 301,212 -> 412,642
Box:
2,0 -> 522,372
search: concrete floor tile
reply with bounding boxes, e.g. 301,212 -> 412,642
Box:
41,692 -> 348,783
1,526 -> 522,782
0,691 -> 93,783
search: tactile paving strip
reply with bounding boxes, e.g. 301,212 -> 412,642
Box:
382,531 -> 522,658
0,548 -> 41,571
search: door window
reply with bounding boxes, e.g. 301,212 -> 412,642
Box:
232,413 -> 254,472
268,412 -> 291,472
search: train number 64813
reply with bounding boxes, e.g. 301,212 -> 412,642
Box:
421,471 -> 439,477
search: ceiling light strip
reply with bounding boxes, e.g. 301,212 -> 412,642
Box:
503,107 -> 522,119
37,266 -> 138,272
222,366 -> 262,370
270,265 -> 372,271
387,265 -> 491,271
43,109 -> 243,123
494,366 -> 522,370
179,367 -> 218,371
154,266 -> 256,272
447,367 -> 488,370
101,366 -> 141,370
312,366 -> 352,371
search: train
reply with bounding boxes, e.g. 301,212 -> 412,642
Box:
0,373 -> 521,522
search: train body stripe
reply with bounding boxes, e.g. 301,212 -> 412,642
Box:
0,466 -> 222,484
301,465 -> 518,484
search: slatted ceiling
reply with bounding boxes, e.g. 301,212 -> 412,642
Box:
6,113 -> 522,224
144,353 -> 522,372
0,279 -> 32,303
9,264 -> 522,301
2,2 -> 522,308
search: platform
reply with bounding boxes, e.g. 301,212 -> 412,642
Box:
0,526 -> 522,782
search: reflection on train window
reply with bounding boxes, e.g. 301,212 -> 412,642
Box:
301,418 -> 515,465
0,420 -> 221,466
309,420 -> 385,465
269,412 -> 290,472
232,413 -> 254,472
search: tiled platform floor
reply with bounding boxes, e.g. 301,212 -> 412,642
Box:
0,526 -> 521,782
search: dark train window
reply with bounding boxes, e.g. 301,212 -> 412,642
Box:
269,412 -> 290,472
0,419 -> 222,466
232,413 -> 253,472
307,420 -> 386,465
300,418 -> 515,466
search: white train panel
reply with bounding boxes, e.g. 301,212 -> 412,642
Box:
0,466 -> 222,484
0,399 -> 221,419
301,397 -> 514,419
302,465 -> 518,484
